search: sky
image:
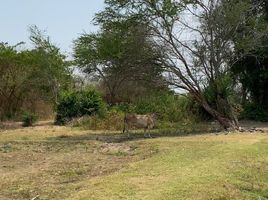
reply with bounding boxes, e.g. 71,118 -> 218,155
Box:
0,0 -> 105,55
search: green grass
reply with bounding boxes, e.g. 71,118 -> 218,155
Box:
68,134 -> 268,200
0,125 -> 267,200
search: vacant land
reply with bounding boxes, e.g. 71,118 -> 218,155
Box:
0,125 -> 267,200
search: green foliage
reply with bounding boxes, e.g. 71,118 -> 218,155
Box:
55,89 -> 106,125
232,1 -> 268,108
0,43 -> 31,119
204,75 -> 234,104
71,110 -> 124,131
186,98 -> 213,121
69,91 -> 204,131
115,92 -> 200,123
240,104 -> 268,122
202,75 -> 240,121
74,6 -> 167,104
28,26 -> 73,103
0,27 -> 72,120
95,0 -> 261,129
22,112 -> 38,127
232,48 -> 268,107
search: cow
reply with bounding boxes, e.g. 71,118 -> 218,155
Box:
122,113 -> 158,138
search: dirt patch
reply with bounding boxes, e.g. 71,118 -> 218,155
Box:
98,142 -> 134,155
0,121 -> 22,130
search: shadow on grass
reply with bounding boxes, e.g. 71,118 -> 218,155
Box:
0,120 -> 54,130
48,128 -> 219,143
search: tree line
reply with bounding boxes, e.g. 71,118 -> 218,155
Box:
0,26 -> 72,120
0,0 -> 267,129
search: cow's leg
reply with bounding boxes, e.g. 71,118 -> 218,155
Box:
126,125 -> 130,138
144,128 -> 151,138
122,123 -> 125,133
144,128 -> 147,138
124,123 -> 130,138
148,124 -> 153,138
148,129 -> 152,138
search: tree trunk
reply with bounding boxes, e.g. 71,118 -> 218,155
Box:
241,87 -> 247,106
108,90 -> 117,106
201,101 -> 238,130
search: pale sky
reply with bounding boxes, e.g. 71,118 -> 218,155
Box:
0,0 -> 105,54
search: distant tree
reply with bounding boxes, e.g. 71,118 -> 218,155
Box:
0,26 -> 72,120
0,42 -> 31,119
74,18 -> 167,104
28,25 -> 72,105
94,0 -> 266,129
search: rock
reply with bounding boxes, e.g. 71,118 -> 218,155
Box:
238,127 -> 245,132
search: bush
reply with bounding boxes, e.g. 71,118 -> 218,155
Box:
240,104 -> 268,122
113,92 -> 200,123
68,91 -> 210,130
22,112 -> 38,127
70,110 -> 124,131
186,97 -> 213,121
55,89 -> 106,125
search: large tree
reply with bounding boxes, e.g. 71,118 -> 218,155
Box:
232,0 -> 268,108
95,0 -> 266,129
74,18 -> 167,104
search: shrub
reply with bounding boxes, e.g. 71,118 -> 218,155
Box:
68,92 -> 209,130
22,112 -> 38,127
55,89 -> 106,125
113,92 -> 200,123
70,110 -> 124,131
240,104 -> 268,122
186,97 -> 213,121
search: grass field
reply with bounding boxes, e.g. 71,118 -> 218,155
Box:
0,125 -> 267,200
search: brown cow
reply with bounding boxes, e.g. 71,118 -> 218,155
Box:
122,113 -> 157,138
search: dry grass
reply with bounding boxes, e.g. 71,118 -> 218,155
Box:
0,125 -> 158,200
0,124 -> 267,200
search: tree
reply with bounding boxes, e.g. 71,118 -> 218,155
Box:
0,26 -> 72,120
94,0 -> 266,129
74,18 -> 167,104
0,42 -> 31,119
28,26 -> 72,105
232,0 -> 268,108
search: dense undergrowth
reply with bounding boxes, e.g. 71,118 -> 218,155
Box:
63,90 -> 210,131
